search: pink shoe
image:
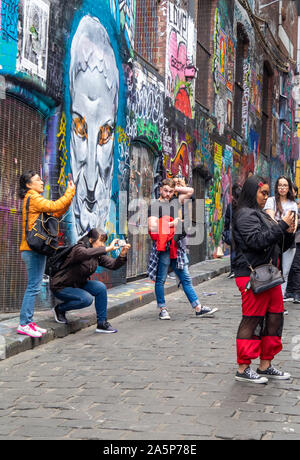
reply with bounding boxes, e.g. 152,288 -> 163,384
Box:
17,324 -> 42,338
30,322 -> 47,335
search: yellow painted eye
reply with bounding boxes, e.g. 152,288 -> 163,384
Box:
98,124 -> 113,146
73,116 -> 87,140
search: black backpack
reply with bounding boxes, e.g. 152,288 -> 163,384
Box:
45,245 -> 75,277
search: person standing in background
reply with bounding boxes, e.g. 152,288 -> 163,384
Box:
285,184 -> 300,303
222,183 -> 242,278
264,176 -> 297,304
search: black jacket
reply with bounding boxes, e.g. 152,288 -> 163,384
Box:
50,241 -> 127,291
232,207 -> 294,277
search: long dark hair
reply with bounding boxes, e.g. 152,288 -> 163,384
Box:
232,183 -> 242,210
236,175 -> 269,211
19,170 -> 37,199
78,228 -> 108,246
274,175 -> 295,217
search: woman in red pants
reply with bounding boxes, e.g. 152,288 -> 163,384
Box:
232,176 -> 295,384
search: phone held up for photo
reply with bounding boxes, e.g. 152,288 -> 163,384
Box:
115,239 -> 127,248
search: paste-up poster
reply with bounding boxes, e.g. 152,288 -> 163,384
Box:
19,0 -> 49,81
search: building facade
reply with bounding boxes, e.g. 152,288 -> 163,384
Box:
0,0 -> 298,311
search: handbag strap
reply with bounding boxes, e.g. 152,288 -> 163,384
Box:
25,196 -> 30,234
238,247 -> 255,272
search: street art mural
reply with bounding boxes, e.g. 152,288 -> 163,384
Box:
125,61 -> 164,199
166,1 -> 196,119
0,0 -> 298,312
60,0 -> 135,249
68,14 -> 119,239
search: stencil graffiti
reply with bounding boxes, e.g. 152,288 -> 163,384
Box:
18,0 -> 49,81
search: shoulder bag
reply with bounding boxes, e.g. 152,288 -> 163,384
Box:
241,250 -> 284,294
25,196 -> 60,256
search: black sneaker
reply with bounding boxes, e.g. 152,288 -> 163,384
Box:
195,306 -> 218,317
235,367 -> 268,384
96,321 -> 118,334
293,294 -> 300,304
53,306 -> 68,324
256,365 -> 291,380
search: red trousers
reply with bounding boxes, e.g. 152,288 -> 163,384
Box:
235,277 -> 284,365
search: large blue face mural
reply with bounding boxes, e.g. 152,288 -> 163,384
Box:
69,15 -> 119,238
63,0 -> 129,244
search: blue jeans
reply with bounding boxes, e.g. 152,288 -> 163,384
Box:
54,280 -> 107,323
155,250 -> 200,309
20,251 -> 47,325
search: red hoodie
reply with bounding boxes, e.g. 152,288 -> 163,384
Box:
149,215 -> 178,259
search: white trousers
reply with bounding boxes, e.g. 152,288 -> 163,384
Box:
282,247 -> 296,296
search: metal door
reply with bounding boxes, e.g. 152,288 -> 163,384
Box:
0,95 -> 45,312
188,170 -> 206,264
127,143 -> 155,278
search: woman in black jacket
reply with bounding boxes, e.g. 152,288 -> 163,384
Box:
50,228 -> 130,333
232,176 -> 295,384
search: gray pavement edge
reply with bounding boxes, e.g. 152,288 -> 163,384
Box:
0,257 -> 230,361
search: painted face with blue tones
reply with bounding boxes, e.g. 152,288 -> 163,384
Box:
69,15 -> 119,237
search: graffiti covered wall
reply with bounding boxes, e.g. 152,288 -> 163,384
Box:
0,0 -> 298,311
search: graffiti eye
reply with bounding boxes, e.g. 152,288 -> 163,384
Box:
73,116 -> 87,140
98,124 -> 113,146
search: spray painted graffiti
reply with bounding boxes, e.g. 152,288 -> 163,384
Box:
226,37 -> 234,92
68,14 -> 119,239
166,2 -> 195,119
212,8 -> 220,94
250,69 -> 262,117
241,61 -> 250,139
0,0 -> 18,72
167,141 -> 190,179
119,0 -> 136,50
57,112 -> 68,188
0,0 -> 18,42
193,115 -> 215,175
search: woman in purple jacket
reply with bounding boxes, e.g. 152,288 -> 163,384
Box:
50,228 -> 130,333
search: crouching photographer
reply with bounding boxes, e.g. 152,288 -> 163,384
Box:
50,228 -> 130,333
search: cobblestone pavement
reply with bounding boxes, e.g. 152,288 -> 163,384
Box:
1,273 -> 300,440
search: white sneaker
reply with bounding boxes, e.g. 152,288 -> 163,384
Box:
30,322 -> 47,335
17,323 -> 42,338
159,308 -> 171,320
